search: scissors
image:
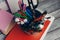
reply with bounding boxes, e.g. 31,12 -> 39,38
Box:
27,0 -> 39,10
27,0 -> 40,19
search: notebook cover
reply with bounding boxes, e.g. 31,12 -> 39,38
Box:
3,20 -> 15,35
0,10 -> 13,34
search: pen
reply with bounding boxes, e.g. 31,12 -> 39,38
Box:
18,11 -> 26,16
25,10 -> 33,19
34,16 -> 44,22
26,8 -> 33,16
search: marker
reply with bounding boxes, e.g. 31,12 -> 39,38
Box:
18,10 -> 30,19
25,11 -> 33,19
19,11 -> 26,16
21,11 -> 31,20
34,16 -> 44,22
18,0 -> 23,10
18,0 -> 26,11
23,4 -> 26,11
18,0 -> 29,19
18,0 -> 33,19
13,12 -> 27,19
26,7 -> 33,16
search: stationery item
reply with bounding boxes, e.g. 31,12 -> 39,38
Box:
5,20 -> 50,40
15,18 -> 23,22
38,24 -> 44,29
34,11 -> 48,22
34,16 -> 44,22
18,0 -> 31,19
18,0 -> 26,11
22,11 -> 30,19
33,10 -> 42,18
13,12 -> 27,19
18,9 -> 29,19
0,10 -> 14,35
15,17 -> 28,25
27,0 -> 39,9
46,17 -> 51,19
23,4 -> 26,11
19,18 -> 28,25
5,14 -> 55,40
25,10 -> 33,19
26,7 -> 33,16
23,19 -> 28,23
18,0 -> 23,10
18,11 -> 26,16
27,0 -> 40,19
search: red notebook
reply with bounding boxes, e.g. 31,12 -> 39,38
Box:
5,20 -> 50,40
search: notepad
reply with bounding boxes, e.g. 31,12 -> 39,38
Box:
0,10 -> 14,35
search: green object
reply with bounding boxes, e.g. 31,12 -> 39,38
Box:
13,12 -> 27,19
19,10 -> 30,19
23,12 -> 30,19
19,10 -> 33,20
22,11 -> 33,20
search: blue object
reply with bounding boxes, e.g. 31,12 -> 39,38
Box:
26,8 -> 33,16
25,10 -> 33,19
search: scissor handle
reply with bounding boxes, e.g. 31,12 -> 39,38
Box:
27,0 -> 39,9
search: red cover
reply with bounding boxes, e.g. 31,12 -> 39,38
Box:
5,20 -> 50,40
